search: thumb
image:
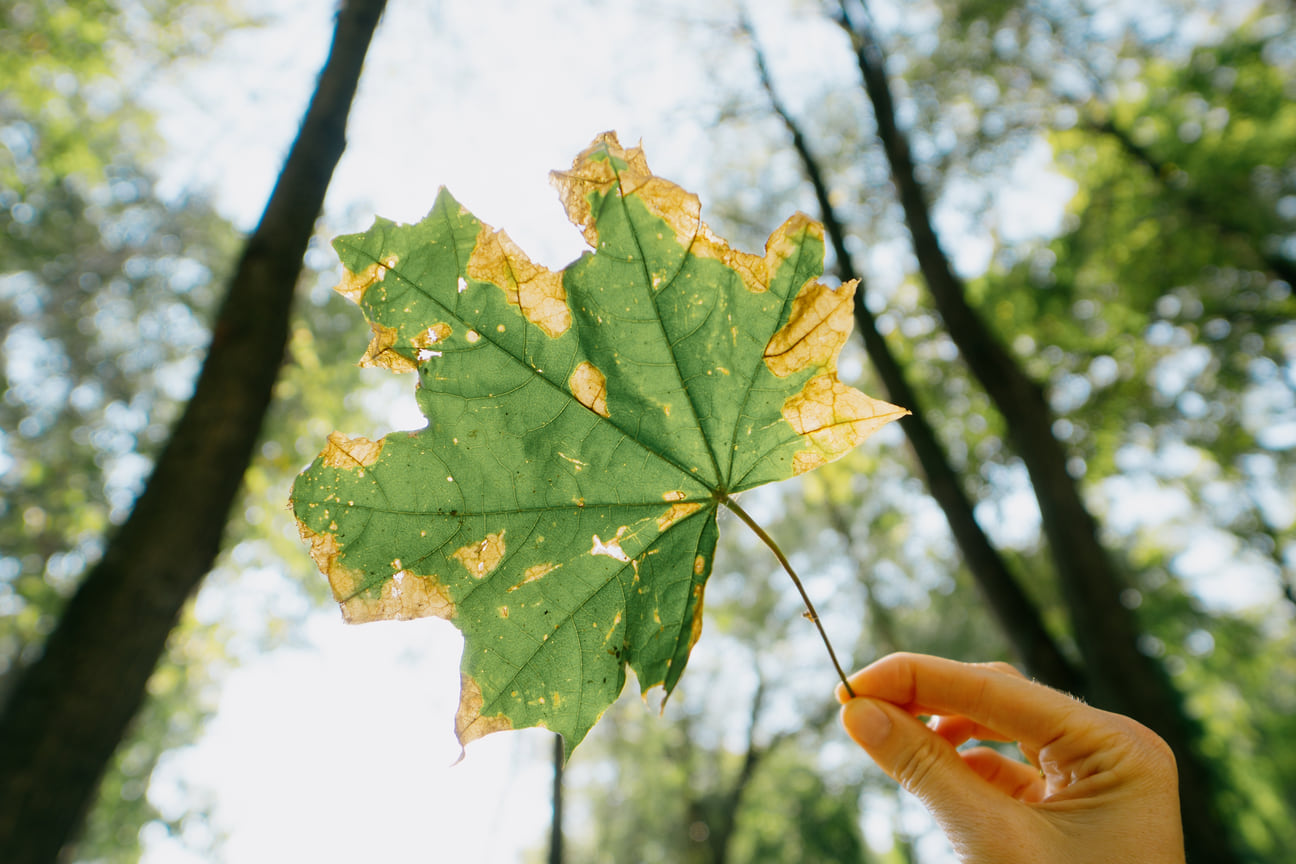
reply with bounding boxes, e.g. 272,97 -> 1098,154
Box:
842,698 -> 1001,820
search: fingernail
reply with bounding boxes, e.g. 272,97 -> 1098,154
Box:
842,698 -> 893,747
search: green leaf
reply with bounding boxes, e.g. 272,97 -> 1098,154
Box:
291,133 -> 904,755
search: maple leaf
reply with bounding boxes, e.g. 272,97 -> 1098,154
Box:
291,133 -> 906,756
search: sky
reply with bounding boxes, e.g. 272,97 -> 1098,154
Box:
133,2 -> 1001,860
136,1 -> 830,861
116,0 -> 1259,860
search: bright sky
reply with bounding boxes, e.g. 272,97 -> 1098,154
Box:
127,0 -> 1253,860
139,1 -> 776,860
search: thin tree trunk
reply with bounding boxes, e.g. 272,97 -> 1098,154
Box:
549,732 -> 564,864
0,2 -> 388,861
742,18 -> 1083,695
707,678 -> 769,864
832,3 -> 1241,861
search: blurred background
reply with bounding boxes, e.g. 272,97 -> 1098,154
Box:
1,0 -> 1292,862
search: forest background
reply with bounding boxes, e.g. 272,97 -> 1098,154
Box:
1,0 -> 1293,862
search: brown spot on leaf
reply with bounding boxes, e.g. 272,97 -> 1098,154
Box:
467,225 -> 571,337
455,673 -> 513,751
319,431 -> 384,469
764,279 -> 858,378
453,530 -> 507,579
782,376 -> 908,474
570,361 -> 609,417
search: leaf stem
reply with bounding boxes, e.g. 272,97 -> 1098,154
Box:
721,495 -> 856,698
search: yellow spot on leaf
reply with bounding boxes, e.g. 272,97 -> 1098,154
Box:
554,136 -> 839,308
557,452 -> 588,471
319,431 -> 384,469
416,322 -> 452,349
298,517 -> 456,624
298,523 -> 363,609
657,501 -> 703,532
764,279 -> 857,378
334,256 -> 397,306
782,376 -> 908,474
344,568 -> 455,624
467,224 -> 571,338
453,530 -> 507,578
507,562 -> 558,592
693,555 -> 706,576
455,673 -> 513,751
570,361 -> 609,417
603,611 -> 623,644
359,321 -> 420,373
793,450 -> 828,474
686,582 -> 706,651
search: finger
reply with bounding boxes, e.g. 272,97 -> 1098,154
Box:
842,698 -> 1016,827
835,657 -> 1024,705
930,713 -> 1014,748
976,660 -> 1026,679
839,653 -> 1092,756
960,746 -> 1046,803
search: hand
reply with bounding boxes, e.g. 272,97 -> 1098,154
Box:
835,652 -> 1186,864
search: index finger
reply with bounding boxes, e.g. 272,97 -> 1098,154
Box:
836,653 -> 1088,753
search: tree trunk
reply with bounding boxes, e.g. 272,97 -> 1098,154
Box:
549,733 -> 564,864
0,2 -> 388,861
833,3 -> 1241,861
742,18 -> 1083,695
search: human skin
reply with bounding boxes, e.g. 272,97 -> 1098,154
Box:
836,652 -> 1186,864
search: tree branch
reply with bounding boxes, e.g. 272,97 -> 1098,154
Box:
831,2 -> 1242,860
742,14 -> 1083,694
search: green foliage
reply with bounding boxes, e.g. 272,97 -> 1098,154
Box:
0,3 -> 350,858
0,0 -> 244,193
0,165 -> 239,670
292,133 -> 905,755
960,17 -> 1296,859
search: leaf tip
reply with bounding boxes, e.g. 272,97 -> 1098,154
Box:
466,223 -> 571,337
320,431 -> 384,469
334,255 -> 398,307
764,279 -> 858,378
783,376 -> 908,474
455,673 -> 513,751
